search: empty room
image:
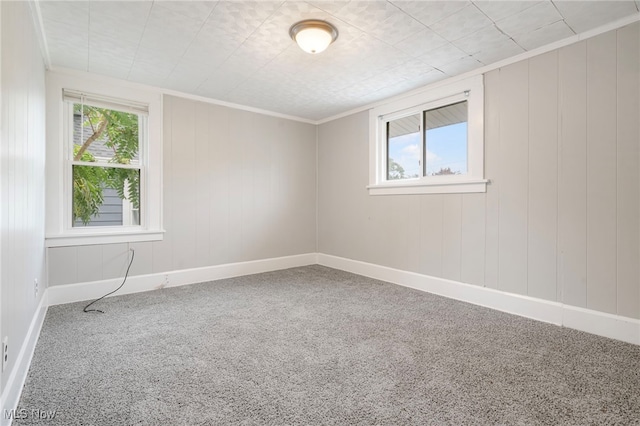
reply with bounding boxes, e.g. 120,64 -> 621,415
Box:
1,0 -> 639,424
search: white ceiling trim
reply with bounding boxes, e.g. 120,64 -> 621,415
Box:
48,66 -> 318,125
316,12 -> 640,125
28,0 -> 51,69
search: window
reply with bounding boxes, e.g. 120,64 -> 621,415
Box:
68,96 -> 145,228
45,72 -> 163,247
369,75 -> 486,195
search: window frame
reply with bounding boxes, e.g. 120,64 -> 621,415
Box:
64,99 -> 146,229
368,75 -> 486,195
45,72 -> 164,247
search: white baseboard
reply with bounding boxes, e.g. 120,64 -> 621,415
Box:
0,293 -> 48,426
47,253 -> 318,306
317,253 -> 640,346
562,305 -> 640,345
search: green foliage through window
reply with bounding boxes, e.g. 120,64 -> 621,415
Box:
72,104 -> 141,225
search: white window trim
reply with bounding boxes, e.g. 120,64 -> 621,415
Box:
368,75 -> 486,195
45,72 -> 164,247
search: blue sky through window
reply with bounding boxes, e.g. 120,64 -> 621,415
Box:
388,122 -> 467,179
388,131 -> 421,179
426,122 -> 467,175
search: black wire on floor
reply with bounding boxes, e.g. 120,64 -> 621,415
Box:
83,248 -> 135,314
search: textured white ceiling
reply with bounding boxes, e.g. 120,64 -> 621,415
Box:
38,0 -> 640,121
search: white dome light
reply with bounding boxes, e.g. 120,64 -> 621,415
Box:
289,20 -> 338,54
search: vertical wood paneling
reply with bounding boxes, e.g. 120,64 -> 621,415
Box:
102,243 -> 130,280
296,121 -> 320,255
194,102 -> 211,267
360,196 -> 382,267
241,114 -> 257,260
76,245 -> 103,283
418,195 -> 443,277
461,193 -> 485,286
616,23 -> 640,319
209,104 -> 230,265
586,32 -> 618,314
281,120 -> 299,256
484,69 -> 501,289
442,195 -> 462,281
374,200 -> 395,269
1,0 -> 47,390
152,96 -> 173,273
376,201 -> 396,267
246,115 -> 263,259
250,114 -> 274,258
558,41 -> 588,308
360,195 -> 379,266
372,199 -> 395,270
270,118 -> 289,257
498,61 -> 529,296
171,97 -> 198,270
404,196 -> 422,273
47,247 -> 77,286
287,121 -> 318,256
318,113 -> 365,261
389,197 -> 420,271
527,51 -> 559,302
128,242 -> 153,278
290,122 -> 311,254
316,121 -> 332,255
227,110 -> 247,261
148,97 -> 316,277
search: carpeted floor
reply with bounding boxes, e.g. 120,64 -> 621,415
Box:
14,265 -> 640,425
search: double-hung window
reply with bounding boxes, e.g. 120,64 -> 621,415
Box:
65,90 -> 146,228
368,75 -> 486,195
45,72 -> 163,247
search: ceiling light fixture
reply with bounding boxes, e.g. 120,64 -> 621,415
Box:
289,20 -> 338,54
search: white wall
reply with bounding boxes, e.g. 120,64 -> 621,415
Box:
0,0 -> 47,400
318,22 -> 640,320
47,95 -> 317,286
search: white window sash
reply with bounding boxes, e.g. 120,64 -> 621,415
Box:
369,75 -> 486,195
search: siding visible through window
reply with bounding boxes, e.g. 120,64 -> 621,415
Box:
72,112 -> 126,227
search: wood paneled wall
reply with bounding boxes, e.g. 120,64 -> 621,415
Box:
318,23 -> 640,319
1,1 -> 47,391
48,96 -> 317,286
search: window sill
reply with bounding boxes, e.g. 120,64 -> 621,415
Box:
45,229 -> 165,247
367,179 -> 488,195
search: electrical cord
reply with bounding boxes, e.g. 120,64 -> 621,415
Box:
83,248 -> 135,314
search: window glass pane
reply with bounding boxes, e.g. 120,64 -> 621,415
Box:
73,104 -> 140,164
387,113 -> 421,180
72,166 -> 140,227
425,101 -> 467,176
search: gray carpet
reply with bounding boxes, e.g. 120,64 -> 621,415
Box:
14,265 -> 640,425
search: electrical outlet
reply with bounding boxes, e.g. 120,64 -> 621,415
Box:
2,337 -> 8,372
34,278 -> 39,297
